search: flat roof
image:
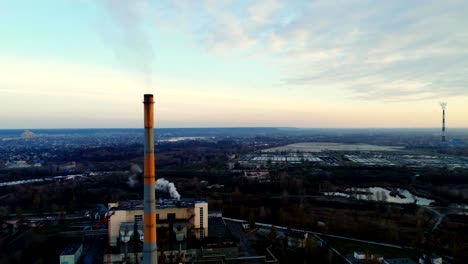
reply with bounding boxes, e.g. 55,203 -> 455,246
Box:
113,199 -> 207,211
208,217 -> 231,238
384,258 -> 416,264
61,243 -> 81,256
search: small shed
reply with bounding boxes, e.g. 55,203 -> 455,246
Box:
60,243 -> 82,264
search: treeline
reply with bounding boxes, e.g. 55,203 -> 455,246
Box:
0,172 -> 141,214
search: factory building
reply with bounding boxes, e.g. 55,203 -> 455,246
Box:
108,199 -> 208,247
104,199 -> 243,263
59,243 -> 83,264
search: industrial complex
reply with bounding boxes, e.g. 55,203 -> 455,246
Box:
99,95 -> 251,263
1,97 -> 467,263
105,199 -> 209,263
236,150 -> 468,169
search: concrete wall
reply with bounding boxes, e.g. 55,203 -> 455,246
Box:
106,249 -> 200,264
59,244 -> 82,264
109,210 -> 143,246
157,207 -> 192,220
109,202 -> 209,245
194,202 -> 208,239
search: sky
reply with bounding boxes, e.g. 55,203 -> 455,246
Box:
0,0 -> 467,129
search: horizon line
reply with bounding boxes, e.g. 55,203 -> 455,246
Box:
1,127 -> 468,130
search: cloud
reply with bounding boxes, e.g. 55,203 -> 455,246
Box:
203,12 -> 256,52
153,0 -> 468,101
98,0 -> 154,90
247,0 -> 283,27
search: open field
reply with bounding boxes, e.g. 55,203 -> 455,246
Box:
263,142 -> 404,153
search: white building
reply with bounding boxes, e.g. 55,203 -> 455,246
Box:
108,199 -> 208,247
419,255 -> 442,264
354,251 -> 366,260
286,231 -> 308,248
60,244 -> 82,264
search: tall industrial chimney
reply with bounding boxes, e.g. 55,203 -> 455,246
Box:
440,102 -> 447,142
143,94 -> 157,264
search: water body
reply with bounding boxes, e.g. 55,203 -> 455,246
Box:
324,187 -> 435,206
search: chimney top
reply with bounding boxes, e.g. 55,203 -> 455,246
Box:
143,94 -> 154,104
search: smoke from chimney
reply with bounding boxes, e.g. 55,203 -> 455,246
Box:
127,164 -> 142,188
156,178 -> 181,200
99,0 -> 154,90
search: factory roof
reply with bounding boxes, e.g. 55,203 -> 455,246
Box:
61,243 -> 82,256
208,217 -> 231,238
384,258 -> 416,264
112,199 -> 207,211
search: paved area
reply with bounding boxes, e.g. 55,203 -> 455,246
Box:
224,220 -> 260,263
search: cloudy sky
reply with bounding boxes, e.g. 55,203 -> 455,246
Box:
1,0 -> 467,128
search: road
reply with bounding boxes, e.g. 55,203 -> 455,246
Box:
224,218 -> 353,263
422,206 -> 467,232
423,206 -> 445,231
223,217 -> 410,250
224,220 -> 260,262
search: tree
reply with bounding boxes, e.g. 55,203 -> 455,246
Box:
281,190 -> 289,205
269,225 -> 277,243
15,207 -> 23,221
366,188 -> 373,201
295,202 -> 306,227
259,206 -> 266,219
248,209 -> 256,228
278,208 -> 287,225
305,235 -> 317,256
32,192 -> 41,212
381,190 -> 388,202
0,206 -> 9,222
267,159 -> 272,167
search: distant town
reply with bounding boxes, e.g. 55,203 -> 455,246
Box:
0,128 -> 467,263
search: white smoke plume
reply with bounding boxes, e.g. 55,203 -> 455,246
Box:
127,176 -> 137,188
156,178 -> 181,200
127,164 -> 142,188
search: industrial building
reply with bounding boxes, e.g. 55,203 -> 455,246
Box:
59,243 -> 83,264
103,199 -> 246,263
108,199 -> 208,246
100,94 -> 240,263
237,153 -> 332,168
105,199 -> 208,263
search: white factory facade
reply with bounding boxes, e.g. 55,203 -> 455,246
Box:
108,199 -> 208,247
